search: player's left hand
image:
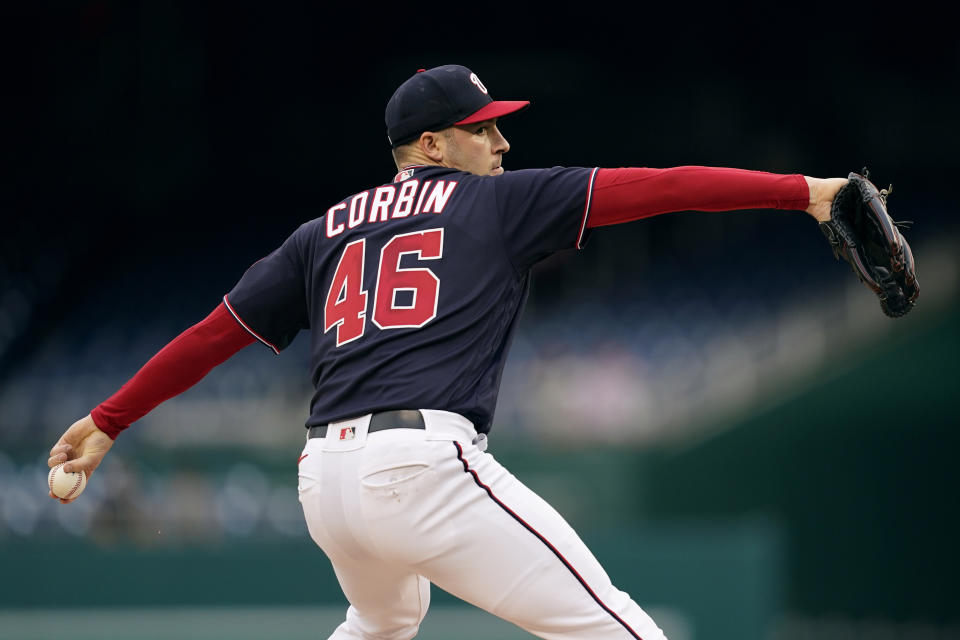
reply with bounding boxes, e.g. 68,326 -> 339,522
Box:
804,176 -> 849,222
818,170 -> 919,317
47,414 -> 114,504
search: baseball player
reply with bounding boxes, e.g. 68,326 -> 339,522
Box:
48,64 -> 848,639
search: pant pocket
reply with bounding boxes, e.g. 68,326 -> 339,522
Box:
298,471 -> 320,501
297,444 -> 321,502
360,463 -> 430,488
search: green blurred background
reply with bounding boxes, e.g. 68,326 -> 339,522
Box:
3,302 -> 957,639
2,3 -> 959,639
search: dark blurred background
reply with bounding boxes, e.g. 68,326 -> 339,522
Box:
1,3 -> 958,639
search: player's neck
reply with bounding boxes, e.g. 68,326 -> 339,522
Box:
399,162 -> 441,171
393,145 -> 443,172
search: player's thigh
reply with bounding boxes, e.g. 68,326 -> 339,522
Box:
418,443 -> 666,640
327,558 -> 430,640
298,443 -> 430,639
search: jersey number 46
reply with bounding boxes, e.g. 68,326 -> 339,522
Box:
324,229 -> 443,347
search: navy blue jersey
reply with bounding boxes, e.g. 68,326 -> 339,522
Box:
225,165 -> 598,433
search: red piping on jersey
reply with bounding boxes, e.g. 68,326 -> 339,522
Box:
452,441 -> 646,639
576,167 -> 599,249
223,294 -> 281,355
90,302 -> 254,439
585,166 -> 809,227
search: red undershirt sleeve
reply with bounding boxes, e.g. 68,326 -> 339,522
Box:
586,166 -> 809,228
90,302 -> 255,440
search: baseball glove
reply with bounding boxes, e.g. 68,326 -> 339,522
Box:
820,169 -> 919,318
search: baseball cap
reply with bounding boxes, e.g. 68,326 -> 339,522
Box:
385,65 -> 529,148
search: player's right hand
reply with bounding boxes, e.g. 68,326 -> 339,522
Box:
47,414 -> 114,504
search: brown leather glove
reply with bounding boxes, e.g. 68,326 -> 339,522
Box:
820,169 -> 919,318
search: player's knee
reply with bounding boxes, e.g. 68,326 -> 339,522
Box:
340,620 -> 424,640
332,580 -> 429,640
330,619 -> 422,640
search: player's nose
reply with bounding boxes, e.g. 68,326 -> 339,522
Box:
492,126 -> 510,154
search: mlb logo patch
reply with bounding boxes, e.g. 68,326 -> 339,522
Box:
339,427 -> 355,441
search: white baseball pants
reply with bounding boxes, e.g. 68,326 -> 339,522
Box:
297,409 -> 667,640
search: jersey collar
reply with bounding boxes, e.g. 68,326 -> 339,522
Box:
392,164 -> 461,183
392,165 -> 429,182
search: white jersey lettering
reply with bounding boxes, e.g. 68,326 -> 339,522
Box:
348,192 -> 368,229
392,180 -> 418,218
369,186 -> 396,223
325,202 -> 347,238
421,180 -> 457,214
413,180 -> 432,216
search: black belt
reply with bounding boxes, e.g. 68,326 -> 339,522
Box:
308,410 -> 426,439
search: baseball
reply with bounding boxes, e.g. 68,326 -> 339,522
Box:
48,462 -> 86,500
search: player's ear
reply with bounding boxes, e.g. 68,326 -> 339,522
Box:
419,131 -> 444,163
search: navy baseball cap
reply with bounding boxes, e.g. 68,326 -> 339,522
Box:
385,65 -> 529,147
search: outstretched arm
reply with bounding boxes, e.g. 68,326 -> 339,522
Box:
47,301 -> 255,503
585,166 -> 847,227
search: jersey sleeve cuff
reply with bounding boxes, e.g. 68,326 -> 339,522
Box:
222,294 -> 281,355
575,167 -> 599,250
785,173 -> 811,210
90,406 -> 126,441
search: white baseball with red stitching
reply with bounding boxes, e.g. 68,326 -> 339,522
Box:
48,462 -> 87,500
